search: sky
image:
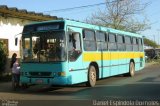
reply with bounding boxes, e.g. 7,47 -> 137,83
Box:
0,0 -> 160,44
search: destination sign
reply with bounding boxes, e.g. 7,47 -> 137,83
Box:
37,25 -> 60,31
23,22 -> 64,33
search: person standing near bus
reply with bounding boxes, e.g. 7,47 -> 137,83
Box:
10,53 -> 17,68
10,53 -> 20,90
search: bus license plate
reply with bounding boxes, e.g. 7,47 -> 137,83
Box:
36,79 -> 43,83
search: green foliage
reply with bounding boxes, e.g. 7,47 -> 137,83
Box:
144,38 -> 158,48
0,42 -> 7,72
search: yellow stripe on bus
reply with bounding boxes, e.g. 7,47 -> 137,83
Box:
83,52 -> 144,61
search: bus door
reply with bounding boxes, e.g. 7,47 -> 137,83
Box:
108,33 -> 119,76
67,26 -> 85,84
96,31 -> 110,78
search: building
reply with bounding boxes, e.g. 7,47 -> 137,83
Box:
0,5 -> 58,72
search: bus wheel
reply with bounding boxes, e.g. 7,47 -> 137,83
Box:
86,65 -> 97,87
129,62 -> 135,77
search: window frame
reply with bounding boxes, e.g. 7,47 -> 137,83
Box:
124,35 -> 133,51
138,38 -> 143,51
68,32 -> 82,61
132,37 -> 139,51
95,31 -> 108,51
117,34 -> 125,51
108,33 -> 117,51
83,29 -> 97,51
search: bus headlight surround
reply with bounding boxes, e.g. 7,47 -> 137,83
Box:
58,72 -> 66,77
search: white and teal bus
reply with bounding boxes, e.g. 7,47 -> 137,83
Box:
18,19 -> 145,87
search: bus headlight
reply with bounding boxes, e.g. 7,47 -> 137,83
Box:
58,72 -> 66,77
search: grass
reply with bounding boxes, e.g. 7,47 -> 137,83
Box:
146,58 -> 160,63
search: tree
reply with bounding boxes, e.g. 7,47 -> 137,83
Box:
144,38 -> 158,48
0,42 -> 7,73
86,0 -> 150,33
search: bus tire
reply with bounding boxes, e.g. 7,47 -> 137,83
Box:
86,65 -> 97,87
129,61 -> 135,77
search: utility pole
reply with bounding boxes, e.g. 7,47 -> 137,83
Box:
157,29 -> 160,46
153,35 -> 155,44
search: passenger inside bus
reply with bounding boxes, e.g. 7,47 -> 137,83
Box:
48,44 -> 56,57
68,32 -> 81,61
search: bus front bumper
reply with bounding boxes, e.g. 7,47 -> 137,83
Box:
20,76 -> 72,85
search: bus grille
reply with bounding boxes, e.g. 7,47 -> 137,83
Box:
29,72 -> 52,77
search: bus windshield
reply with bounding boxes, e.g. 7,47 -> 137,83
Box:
22,31 -> 66,62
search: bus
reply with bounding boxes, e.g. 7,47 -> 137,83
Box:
18,19 -> 145,87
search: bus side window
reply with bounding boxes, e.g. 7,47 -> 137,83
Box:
69,33 -> 81,50
117,34 -> 125,51
23,38 -> 31,59
138,38 -> 143,51
108,33 -> 117,51
96,31 -> 107,51
125,36 -> 132,51
133,37 -> 138,51
83,29 -> 96,51
68,32 -> 81,61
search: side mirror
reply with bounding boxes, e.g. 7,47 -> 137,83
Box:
15,38 -> 18,46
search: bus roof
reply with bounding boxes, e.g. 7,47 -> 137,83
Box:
24,19 -> 143,38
